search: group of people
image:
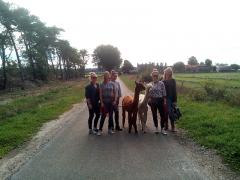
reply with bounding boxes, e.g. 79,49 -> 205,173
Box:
85,70 -> 122,136
85,67 -> 177,136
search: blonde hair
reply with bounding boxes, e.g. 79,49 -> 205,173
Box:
88,72 -> 97,81
163,67 -> 173,80
103,71 -> 110,80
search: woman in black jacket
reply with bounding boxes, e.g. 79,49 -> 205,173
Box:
163,67 -> 177,132
85,72 -> 100,135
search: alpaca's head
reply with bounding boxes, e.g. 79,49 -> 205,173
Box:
135,81 -> 146,92
146,83 -> 153,90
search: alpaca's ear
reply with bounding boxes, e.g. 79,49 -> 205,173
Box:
135,80 -> 138,85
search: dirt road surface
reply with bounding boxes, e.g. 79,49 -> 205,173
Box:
2,79 -> 238,180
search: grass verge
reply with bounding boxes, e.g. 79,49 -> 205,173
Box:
0,80 -> 87,158
120,74 -> 240,171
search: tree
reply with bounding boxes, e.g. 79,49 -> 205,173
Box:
173,62 -> 185,73
200,62 -> 205,65
205,59 -> 212,66
0,0 -> 88,89
92,45 -> 122,71
122,60 -> 134,73
0,0 -> 25,83
188,56 -> 198,65
230,64 -> 240,71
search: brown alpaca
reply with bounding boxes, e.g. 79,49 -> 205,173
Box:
122,81 -> 146,133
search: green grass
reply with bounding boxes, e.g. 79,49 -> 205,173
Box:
175,72 -> 240,89
178,96 -> 240,171
0,80 -> 87,158
120,73 -> 240,171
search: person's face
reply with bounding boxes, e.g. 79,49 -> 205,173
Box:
152,74 -> 158,81
113,74 -> 117,80
104,73 -> 110,81
91,76 -> 97,83
165,72 -> 172,80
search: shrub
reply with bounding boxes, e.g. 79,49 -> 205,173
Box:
191,89 -> 207,101
225,90 -> 240,106
203,81 -> 226,100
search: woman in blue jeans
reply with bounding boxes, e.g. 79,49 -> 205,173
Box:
98,71 -> 117,136
163,67 -> 177,132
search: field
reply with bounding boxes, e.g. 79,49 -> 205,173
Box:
0,80 -> 88,159
175,72 -> 240,89
120,72 -> 240,171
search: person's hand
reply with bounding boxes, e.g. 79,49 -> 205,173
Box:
163,99 -> 167,105
101,102 -> 104,108
173,102 -> 177,106
113,101 -> 117,106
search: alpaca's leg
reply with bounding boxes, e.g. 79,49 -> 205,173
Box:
122,108 -> 126,128
132,111 -> 138,134
143,110 -> 148,133
128,113 -> 132,133
138,111 -> 142,130
139,112 -> 144,131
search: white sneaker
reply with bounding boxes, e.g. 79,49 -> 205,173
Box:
108,129 -> 115,135
97,130 -> 102,136
93,129 -> 98,135
161,129 -> 167,135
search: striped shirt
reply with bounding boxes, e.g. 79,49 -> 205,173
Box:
148,81 -> 166,98
100,81 -> 115,103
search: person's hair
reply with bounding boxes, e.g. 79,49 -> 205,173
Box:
89,72 -> 97,81
103,71 -> 110,80
111,70 -> 115,75
163,67 -> 173,80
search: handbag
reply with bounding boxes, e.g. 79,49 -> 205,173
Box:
169,104 -> 182,121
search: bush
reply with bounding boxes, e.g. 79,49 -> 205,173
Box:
225,90 -> 240,106
191,89 -> 207,101
203,81 -> 226,100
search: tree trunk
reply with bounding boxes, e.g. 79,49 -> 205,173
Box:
1,43 -> 7,89
74,63 -> 78,78
62,58 -> 68,80
9,32 -> 24,83
49,53 -> 57,79
23,36 -> 37,80
57,53 -> 63,80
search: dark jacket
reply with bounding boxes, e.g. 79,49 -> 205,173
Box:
85,83 -> 100,106
163,79 -> 177,102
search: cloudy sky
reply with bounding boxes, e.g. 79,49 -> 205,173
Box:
7,0 -> 240,67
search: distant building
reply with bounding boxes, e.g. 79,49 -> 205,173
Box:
185,65 -> 212,73
216,65 -> 232,72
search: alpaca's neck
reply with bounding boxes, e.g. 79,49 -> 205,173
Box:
142,88 -> 150,104
133,88 -> 140,106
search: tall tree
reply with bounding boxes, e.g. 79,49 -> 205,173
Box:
92,45 -> 122,71
188,56 -> 198,65
173,62 -> 185,73
122,60 -> 134,73
0,0 -> 25,83
205,59 -> 212,66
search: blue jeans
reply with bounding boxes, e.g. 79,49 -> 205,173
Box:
99,102 -> 114,130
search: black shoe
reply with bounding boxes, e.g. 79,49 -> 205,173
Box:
116,127 -> 123,131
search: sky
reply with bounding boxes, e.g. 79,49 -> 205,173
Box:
7,0 -> 240,67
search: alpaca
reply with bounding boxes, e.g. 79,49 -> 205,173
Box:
122,81 -> 146,133
138,84 -> 152,133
